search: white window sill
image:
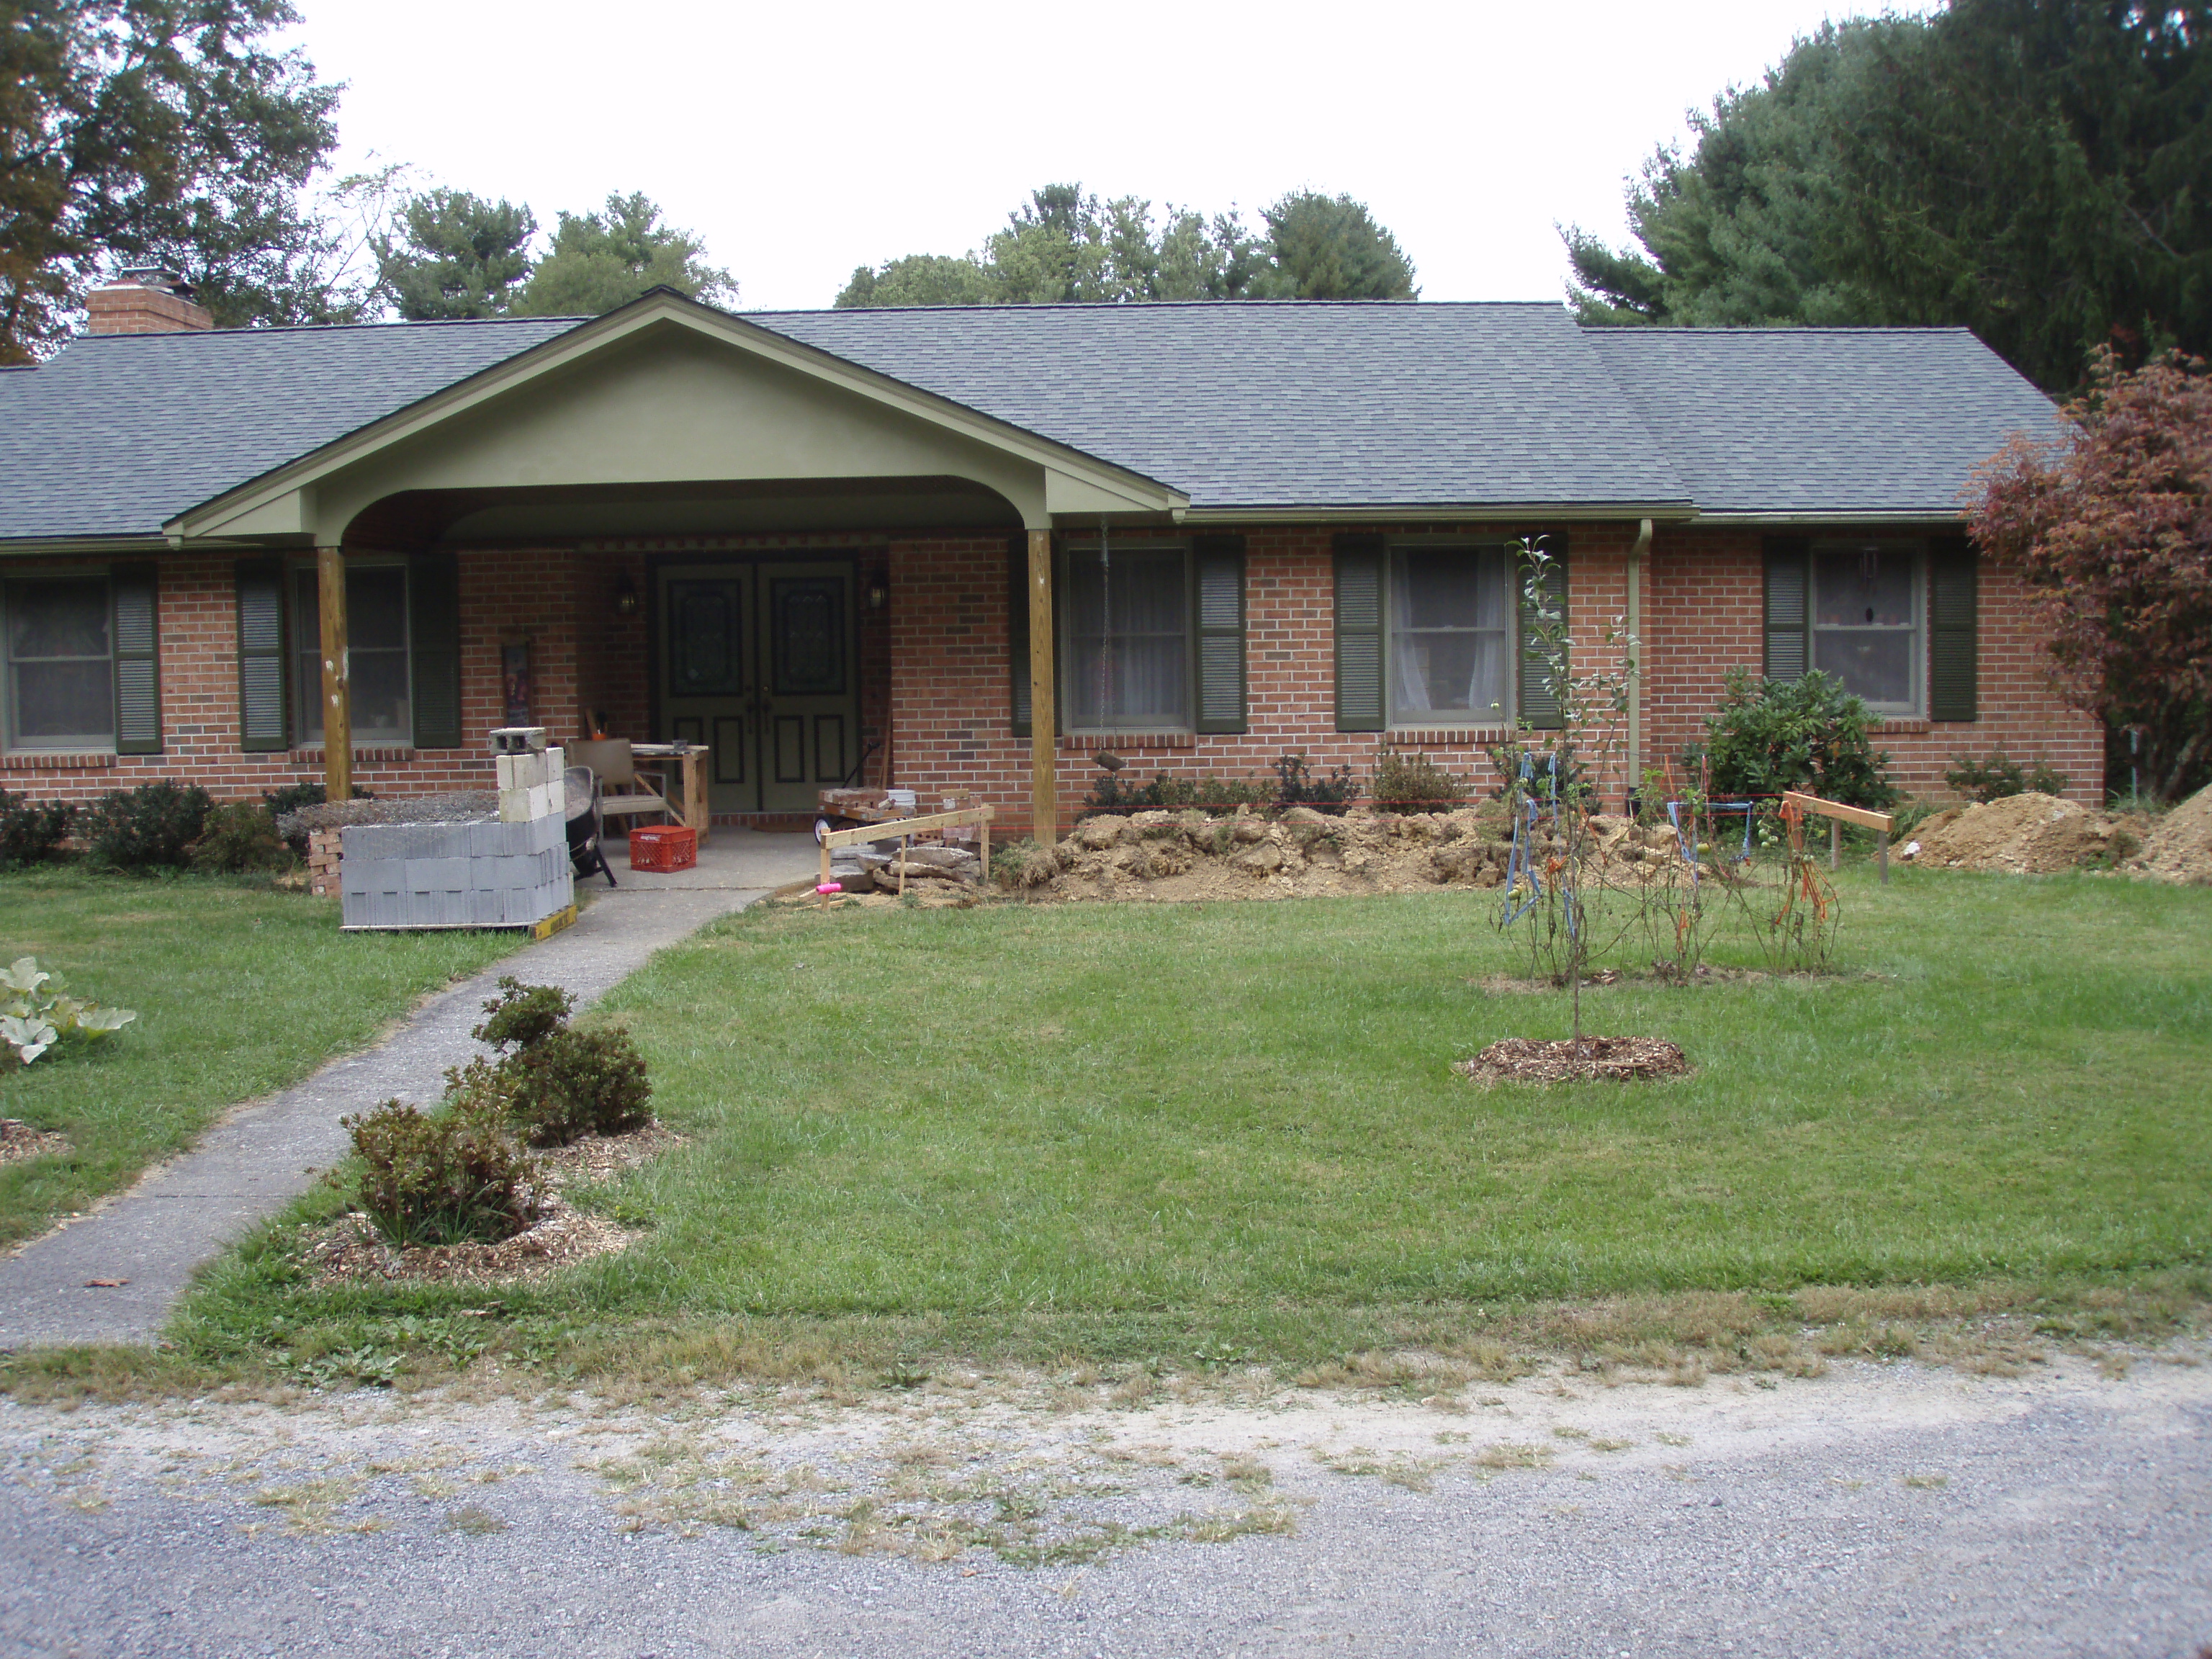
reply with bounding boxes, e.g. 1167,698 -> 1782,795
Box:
1385,725 -> 1515,745
1058,732 -> 1196,751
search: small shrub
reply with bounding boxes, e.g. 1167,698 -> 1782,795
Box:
1372,748 -> 1462,812
1275,752 -> 1357,815
504,1026 -> 652,1146
1688,669 -> 1895,809
1944,750 -> 2069,804
1076,755 -> 1272,819
472,976 -> 577,1051
343,1097 -> 543,1247
459,976 -> 651,1146
81,780 -> 211,871
991,837 -> 1054,889
0,790 -> 74,868
189,800 -> 293,874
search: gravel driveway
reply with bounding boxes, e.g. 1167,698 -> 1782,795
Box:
4,1351 -> 2207,1657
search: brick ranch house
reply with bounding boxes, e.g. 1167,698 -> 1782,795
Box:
0,272 -> 2088,840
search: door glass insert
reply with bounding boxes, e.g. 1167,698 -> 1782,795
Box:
670,581 -> 745,696
770,579 -> 844,696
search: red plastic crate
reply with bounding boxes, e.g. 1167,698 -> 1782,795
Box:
627,824 -> 697,872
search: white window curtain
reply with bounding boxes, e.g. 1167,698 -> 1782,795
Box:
1064,544 -> 1187,729
1390,547 -> 1509,722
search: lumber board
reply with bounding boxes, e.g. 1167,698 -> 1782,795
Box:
1783,791 -> 1894,832
819,804 -> 993,852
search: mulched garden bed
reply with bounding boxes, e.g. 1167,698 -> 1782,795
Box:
1455,1037 -> 1691,1086
303,1124 -> 683,1287
0,1118 -> 70,1167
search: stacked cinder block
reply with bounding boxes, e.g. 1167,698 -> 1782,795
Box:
339,726 -> 575,930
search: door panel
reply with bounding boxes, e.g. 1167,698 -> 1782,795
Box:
656,559 -> 857,814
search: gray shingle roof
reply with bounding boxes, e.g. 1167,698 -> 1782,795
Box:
0,318 -> 575,542
0,300 -> 2062,543
1583,326 -> 2064,516
756,302 -> 1688,513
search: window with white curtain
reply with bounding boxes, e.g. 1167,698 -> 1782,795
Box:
1388,544 -> 1511,725
292,562 -> 413,745
1810,539 -> 1923,714
1062,541 -> 1189,730
4,577 -> 114,750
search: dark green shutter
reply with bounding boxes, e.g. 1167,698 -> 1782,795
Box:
408,551 -> 462,749
1516,536 -> 1568,730
1333,533 -> 1385,732
1008,536 -> 1031,737
1192,534 -> 1247,734
110,563 -> 161,754
1763,536 -> 1811,683
235,560 -> 288,752
1928,536 -> 1978,721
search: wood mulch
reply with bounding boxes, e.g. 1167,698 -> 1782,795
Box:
303,1124 -> 683,1287
0,1118 -> 70,1167
1455,1037 -> 1691,1086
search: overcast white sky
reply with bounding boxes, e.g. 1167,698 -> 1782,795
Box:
290,1 -> 1935,313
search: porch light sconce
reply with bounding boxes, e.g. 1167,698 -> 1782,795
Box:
613,573 -> 640,617
866,575 -> 889,613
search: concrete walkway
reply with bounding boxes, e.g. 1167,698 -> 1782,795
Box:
0,830 -> 817,1351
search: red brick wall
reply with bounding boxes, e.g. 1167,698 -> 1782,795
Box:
1642,526 -> 2103,804
0,523 -> 2100,821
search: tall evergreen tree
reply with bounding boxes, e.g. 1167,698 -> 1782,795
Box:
511,192 -> 735,316
1263,191 -> 1419,300
1565,3 -> 2212,392
373,189 -> 536,320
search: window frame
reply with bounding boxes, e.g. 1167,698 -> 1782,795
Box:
1808,538 -> 1926,719
1383,538 -> 1516,730
1057,536 -> 1195,734
288,556 -> 415,748
1,570 -> 118,755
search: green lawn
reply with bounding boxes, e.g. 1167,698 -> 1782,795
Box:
0,870 -> 521,1249
167,866 -> 2211,1383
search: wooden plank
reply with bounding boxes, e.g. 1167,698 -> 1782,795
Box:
819,804 -> 992,850
1783,790 -> 1894,832
317,546 -> 351,804
1028,528 -> 1056,845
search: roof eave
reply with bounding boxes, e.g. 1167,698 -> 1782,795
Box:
1177,501 -> 1699,526
1686,508 -> 1970,526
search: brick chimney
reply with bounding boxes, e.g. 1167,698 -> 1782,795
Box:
85,268 -> 215,336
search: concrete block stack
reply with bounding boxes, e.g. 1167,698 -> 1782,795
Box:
338,727 -> 575,931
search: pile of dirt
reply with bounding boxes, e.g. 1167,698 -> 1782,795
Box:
1455,1036 -> 1690,1085
1901,792 -> 2136,876
0,1118 -> 68,1168
304,1125 -> 680,1285
2130,783 -> 2212,886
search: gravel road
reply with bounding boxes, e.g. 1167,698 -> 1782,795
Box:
4,1352 -> 2206,1658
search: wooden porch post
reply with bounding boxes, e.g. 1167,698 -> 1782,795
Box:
1027,528 -> 1056,845
317,545 -> 351,803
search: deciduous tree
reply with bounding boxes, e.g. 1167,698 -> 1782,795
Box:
1970,349 -> 2212,801
1,0 -> 343,361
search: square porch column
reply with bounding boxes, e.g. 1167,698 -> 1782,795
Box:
317,545 -> 351,802
1027,529 -> 1056,845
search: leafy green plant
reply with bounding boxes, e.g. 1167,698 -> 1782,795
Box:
341,1097 -> 544,1248
81,780 -> 212,871
1944,750 -> 2069,804
189,800 -> 294,874
1372,748 -> 1463,811
1076,754 -> 1273,819
264,781 -> 372,853
0,955 -> 135,1066
459,976 -> 653,1146
1689,668 -> 1896,809
1274,752 -> 1357,815
0,790 -> 75,868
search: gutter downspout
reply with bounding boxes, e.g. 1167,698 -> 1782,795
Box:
1626,517 -> 1652,809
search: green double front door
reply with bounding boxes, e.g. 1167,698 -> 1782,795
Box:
656,560 -> 858,814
